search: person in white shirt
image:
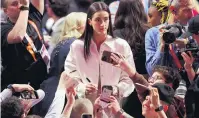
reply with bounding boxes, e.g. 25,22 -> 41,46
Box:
64,1 -> 135,104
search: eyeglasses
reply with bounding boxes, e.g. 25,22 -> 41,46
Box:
148,76 -> 164,83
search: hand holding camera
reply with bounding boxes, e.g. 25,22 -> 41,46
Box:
11,84 -> 34,93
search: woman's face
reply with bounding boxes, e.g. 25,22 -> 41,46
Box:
148,6 -> 162,27
88,10 -> 110,36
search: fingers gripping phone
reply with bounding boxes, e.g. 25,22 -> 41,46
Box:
20,90 -> 39,99
100,85 -> 113,103
81,113 -> 92,118
101,51 -> 120,64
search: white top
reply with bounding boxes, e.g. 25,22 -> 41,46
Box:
64,35 -> 135,100
0,89 -> 12,103
44,90 -> 65,118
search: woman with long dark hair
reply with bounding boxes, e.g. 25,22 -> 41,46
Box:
113,0 -> 149,117
114,0 -> 149,75
64,1 -> 135,106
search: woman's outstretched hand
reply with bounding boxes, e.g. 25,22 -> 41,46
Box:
110,53 -> 136,78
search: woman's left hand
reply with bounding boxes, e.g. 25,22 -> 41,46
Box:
110,53 -> 136,77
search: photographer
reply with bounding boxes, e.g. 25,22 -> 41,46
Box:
145,0 -> 194,75
0,84 -> 34,103
182,15 -> 199,80
181,15 -> 199,118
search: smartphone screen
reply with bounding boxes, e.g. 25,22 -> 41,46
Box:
100,85 -> 113,103
20,90 -> 39,99
101,51 -> 119,64
81,114 -> 92,118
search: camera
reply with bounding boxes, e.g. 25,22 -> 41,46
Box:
163,23 -> 183,44
177,42 -> 199,60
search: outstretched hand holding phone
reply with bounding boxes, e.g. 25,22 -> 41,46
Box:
110,53 -> 137,78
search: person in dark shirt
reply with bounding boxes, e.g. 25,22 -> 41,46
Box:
1,0 -> 48,90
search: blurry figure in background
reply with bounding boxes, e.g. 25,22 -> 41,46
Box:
45,0 -> 70,55
109,1 -> 119,25
148,0 -> 170,27
113,0 -> 149,117
49,12 -> 87,77
32,12 -> 87,117
0,9 -> 7,23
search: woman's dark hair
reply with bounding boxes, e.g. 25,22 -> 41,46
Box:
114,0 -> 149,57
81,2 -> 114,60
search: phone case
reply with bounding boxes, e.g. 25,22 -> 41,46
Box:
101,51 -> 119,64
100,85 -> 113,103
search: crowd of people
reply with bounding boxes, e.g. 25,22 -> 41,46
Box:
1,0 -> 199,118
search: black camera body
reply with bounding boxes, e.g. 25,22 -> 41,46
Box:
177,43 -> 199,60
163,23 -> 183,44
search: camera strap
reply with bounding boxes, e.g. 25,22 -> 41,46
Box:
169,44 -> 183,71
23,20 -> 50,65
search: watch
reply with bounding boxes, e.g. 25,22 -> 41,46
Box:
20,6 -> 29,11
7,84 -> 15,93
155,106 -> 163,112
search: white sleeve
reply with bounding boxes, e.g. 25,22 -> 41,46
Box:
0,89 -> 12,103
117,42 -> 135,98
44,90 -> 65,118
64,43 -> 86,98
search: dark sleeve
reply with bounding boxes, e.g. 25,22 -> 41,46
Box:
1,23 -> 13,48
130,73 -> 149,102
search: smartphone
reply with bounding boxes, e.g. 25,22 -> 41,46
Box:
100,85 -> 113,103
20,90 -> 39,99
101,51 -> 120,64
81,113 -> 92,118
